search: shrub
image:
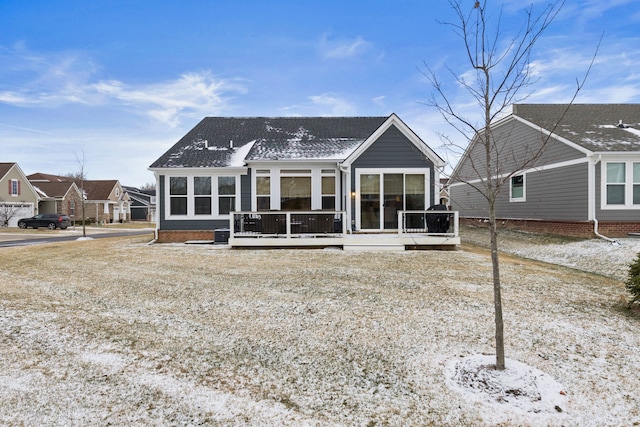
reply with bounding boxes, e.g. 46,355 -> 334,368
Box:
625,253 -> 640,305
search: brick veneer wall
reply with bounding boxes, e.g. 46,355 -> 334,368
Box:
157,230 -> 215,243
460,217 -> 640,238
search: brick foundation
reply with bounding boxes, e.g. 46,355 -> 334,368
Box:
460,217 -> 640,238
157,230 -> 215,243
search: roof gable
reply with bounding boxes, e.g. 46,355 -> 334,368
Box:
513,104 -> 640,152
149,116 -> 390,168
0,162 -> 17,181
31,181 -> 80,199
81,180 -> 120,200
342,113 -> 445,167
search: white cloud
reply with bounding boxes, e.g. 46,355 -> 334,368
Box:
318,34 -> 372,59
280,92 -> 358,116
93,72 -> 247,127
308,93 -> 357,115
0,45 -> 246,127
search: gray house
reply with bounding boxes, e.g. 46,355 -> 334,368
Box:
149,114 -> 457,248
449,104 -> 640,238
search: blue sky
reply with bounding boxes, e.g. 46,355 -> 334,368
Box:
1,0 -> 639,186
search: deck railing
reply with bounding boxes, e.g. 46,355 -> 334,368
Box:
229,210 -> 458,239
231,211 -> 347,238
398,210 -> 459,236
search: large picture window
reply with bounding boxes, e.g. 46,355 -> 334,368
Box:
169,177 -> 187,215
281,176 -> 311,210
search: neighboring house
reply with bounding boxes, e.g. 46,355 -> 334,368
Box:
149,114 -> 449,244
0,162 -> 39,227
449,104 -> 640,238
27,173 -> 131,224
123,186 -> 156,222
27,176 -> 84,221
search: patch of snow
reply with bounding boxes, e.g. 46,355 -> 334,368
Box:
445,355 -> 567,422
229,139 -> 256,167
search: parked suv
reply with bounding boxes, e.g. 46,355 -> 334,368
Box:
17,214 -> 71,230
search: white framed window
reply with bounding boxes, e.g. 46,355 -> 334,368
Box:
251,166 -> 338,211
194,176 -> 212,215
510,174 -> 525,202
165,174 -> 240,219
602,161 -> 640,208
218,176 -> 236,214
9,179 -> 19,196
169,177 -> 188,215
321,169 -> 336,210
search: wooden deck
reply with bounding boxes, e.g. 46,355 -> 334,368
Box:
226,211 -> 460,250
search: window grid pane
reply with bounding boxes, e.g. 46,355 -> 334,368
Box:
219,197 -> 235,215
169,177 -> 187,195
194,177 -> 211,195
256,177 -> 270,195
607,163 -> 625,183
511,175 -> 524,199
218,176 -> 235,195
170,197 -> 187,215
607,185 -> 625,205
634,185 -> 640,205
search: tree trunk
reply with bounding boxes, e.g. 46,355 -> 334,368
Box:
489,206 -> 505,370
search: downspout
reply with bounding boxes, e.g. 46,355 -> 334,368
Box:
591,154 -> 619,244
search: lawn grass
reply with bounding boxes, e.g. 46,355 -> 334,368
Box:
0,236 -> 638,426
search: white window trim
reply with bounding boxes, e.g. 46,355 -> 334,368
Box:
250,165 -> 338,211
600,160 -> 640,210
10,179 -> 19,196
164,173 -> 242,220
354,168 -> 431,231
509,173 -> 526,202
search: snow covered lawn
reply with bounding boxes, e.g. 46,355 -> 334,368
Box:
0,230 -> 638,426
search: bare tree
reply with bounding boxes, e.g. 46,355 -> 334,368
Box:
0,198 -> 22,227
139,182 -> 156,192
75,152 -> 88,238
424,0 -> 596,370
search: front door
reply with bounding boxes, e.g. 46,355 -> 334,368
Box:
356,169 -> 429,231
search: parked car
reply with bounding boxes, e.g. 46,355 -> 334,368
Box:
17,214 -> 71,230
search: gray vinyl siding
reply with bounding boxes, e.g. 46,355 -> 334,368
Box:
240,172 -> 251,211
453,119 -> 586,184
451,162 -> 589,221
350,125 -> 437,205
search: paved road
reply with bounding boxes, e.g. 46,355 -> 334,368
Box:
0,228 -> 154,248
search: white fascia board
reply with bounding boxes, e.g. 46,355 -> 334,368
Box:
149,166 -> 249,175
342,113 -> 445,168
592,151 -> 640,160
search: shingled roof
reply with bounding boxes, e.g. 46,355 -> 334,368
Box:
150,116 -> 390,168
513,104 -> 640,152
32,181 -> 77,199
